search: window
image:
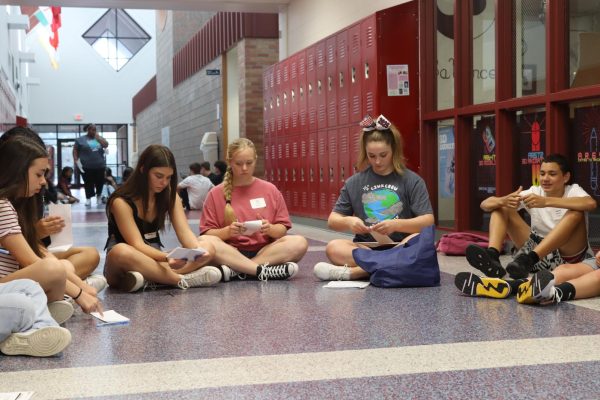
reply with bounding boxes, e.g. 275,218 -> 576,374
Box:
82,9 -> 150,71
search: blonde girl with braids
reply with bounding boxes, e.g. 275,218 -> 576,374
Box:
103,145 -> 221,292
200,138 -> 308,281
314,115 -> 435,281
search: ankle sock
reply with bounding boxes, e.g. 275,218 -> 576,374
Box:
556,282 -> 576,301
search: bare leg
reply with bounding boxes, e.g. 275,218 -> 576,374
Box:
103,244 -> 183,290
566,269 -> 600,299
489,207 -> 531,251
54,247 -> 100,279
200,235 -> 259,275
325,239 -> 369,280
252,235 -> 308,265
532,210 -> 588,258
0,258 -> 66,302
552,262 -> 595,284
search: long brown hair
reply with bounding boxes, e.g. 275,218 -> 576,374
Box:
0,137 -> 48,257
223,138 -> 257,225
107,145 -> 178,230
356,123 -> 406,175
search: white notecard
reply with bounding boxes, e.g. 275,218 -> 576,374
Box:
0,393 -> 34,400
370,230 -> 394,244
242,220 -> 262,235
323,281 -> 370,289
47,203 -> 73,253
91,310 -> 129,325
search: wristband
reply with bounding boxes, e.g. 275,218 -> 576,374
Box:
73,287 -> 83,300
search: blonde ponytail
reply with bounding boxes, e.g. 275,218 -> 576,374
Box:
223,165 -> 237,225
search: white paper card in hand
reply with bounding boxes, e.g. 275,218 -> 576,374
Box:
242,220 -> 262,235
324,281 -> 370,289
91,310 -> 129,324
370,230 -> 394,244
166,247 -> 207,260
47,203 -> 73,253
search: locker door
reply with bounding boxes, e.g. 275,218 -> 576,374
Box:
284,138 -> 292,207
290,54 -> 299,135
338,126 -> 350,191
264,134 -> 271,182
263,67 -> 270,141
308,131 -> 319,217
315,40 -> 327,131
282,60 -> 290,136
297,50 -> 308,133
318,129 -> 329,218
276,135 -> 284,196
290,135 -> 300,214
306,46 -> 317,132
299,133 -> 309,216
326,36 -> 338,127
348,23 -> 363,123
337,29 -> 350,126
349,125 -> 362,178
275,63 -> 283,136
270,136 -> 276,184
361,15 -> 379,117
328,129 -> 339,213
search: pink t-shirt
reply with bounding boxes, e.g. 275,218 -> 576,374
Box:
0,199 -> 22,277
200,178 -> 292,251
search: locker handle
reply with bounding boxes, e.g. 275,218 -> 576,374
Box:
339,72 -> 344,88
308,83 -> 313,95
351,67 -> 356,83
319,167 -> 323,182
365,62 -> 370,79
329,167 -> 334,182
292,169 -> 296,182
341,166 -> 345,182
318,80 -> 322,94
300,86 -> 304,98
291,89 -> 295,102
276,95 -> 280,107
328,76 -> 332,91
301,168 -> 305,182
309,168 -> 314,182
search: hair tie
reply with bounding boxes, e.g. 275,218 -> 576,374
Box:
359,114 -> 392,132
225,200 -> 231,204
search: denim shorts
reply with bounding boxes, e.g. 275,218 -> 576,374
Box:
582,257 -> 600,270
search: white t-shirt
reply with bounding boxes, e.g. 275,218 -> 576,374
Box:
178,174 -> 214,210
519,184 -> 590,237
0,199 -> 22,277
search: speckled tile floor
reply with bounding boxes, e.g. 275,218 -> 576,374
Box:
2,200 -> 600,399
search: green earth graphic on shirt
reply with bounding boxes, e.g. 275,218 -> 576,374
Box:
362,189 -> 403,224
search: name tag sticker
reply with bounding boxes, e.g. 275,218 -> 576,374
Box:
250,197 -> 266,209
144,232 -> 157,240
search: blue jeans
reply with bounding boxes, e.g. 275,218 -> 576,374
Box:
0,279 -> 58,342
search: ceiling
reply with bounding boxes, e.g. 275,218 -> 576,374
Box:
10,0 -> 290,13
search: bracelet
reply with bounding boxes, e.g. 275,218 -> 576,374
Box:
73,287 -> 83,300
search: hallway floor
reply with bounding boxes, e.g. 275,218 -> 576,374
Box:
2,198 -> 600,399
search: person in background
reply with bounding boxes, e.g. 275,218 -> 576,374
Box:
73,124 -> 108,207
0,279 -> 71,357
212,160 -> 227,186
200,161 -> 219,186
177,162 -> 214,211
201,138 -> 307,282
101,167 -> 119,204
57,166 -> 80,203
122,166 -> 134,183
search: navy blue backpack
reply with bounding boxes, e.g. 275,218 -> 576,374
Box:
352,225 -> 440,288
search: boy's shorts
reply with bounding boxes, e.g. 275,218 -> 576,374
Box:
516,231 -> 593,272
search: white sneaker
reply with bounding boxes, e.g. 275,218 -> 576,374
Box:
47,300 -> 75,324
178,266 -> 222,289
314,262 -> 351,281
257,262 -> 299,281
85,274 -> 108,293
96,195 -> 102,205
0,326 -> 71,357
220,265 -> 247,282
85,199 -> 91,207
123,271 -> 146,292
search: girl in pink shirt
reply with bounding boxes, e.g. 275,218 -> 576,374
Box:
200,138 -> 307,281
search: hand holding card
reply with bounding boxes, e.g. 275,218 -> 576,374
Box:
241,220 -> 262,235
166,247 -> 207,260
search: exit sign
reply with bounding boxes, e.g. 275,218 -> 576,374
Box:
206,69 -> 220,76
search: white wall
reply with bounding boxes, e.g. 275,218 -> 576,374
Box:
284,0 -> 410,57
25,8 -> 156,124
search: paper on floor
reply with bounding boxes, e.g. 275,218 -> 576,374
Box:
91,310 -> 129,325
323,281 -> 370,289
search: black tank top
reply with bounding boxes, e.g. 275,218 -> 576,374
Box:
105,196 -> 162,250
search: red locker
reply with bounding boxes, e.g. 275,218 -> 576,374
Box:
289,54 -> 299,135
317,129 -> 329,218
308,131 -> 319,217
282,60 -> 290,135
337,29 -> 350,126
328,129 -> 340,213
270,137 -> 276,183
283,138 -> 292,206
290,135 -> 300,213
349,124 -> 362,178
338,126 -> 350,189
348,23 -> 362,123
274,63 -> 283,136
298,133 -> 309,216
268,66 -> 276,138
315,40 -> 327,130
326,36 -> 338,127
297,51 -> 308,133
306,46 -> 317,132
361,15 -> 378,118
276,135 -> 283,195
264,134 -> 271,182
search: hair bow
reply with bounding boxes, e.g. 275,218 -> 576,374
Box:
359,114 -> 392,131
